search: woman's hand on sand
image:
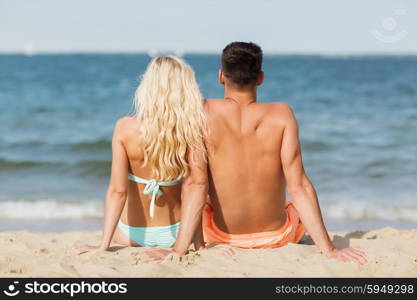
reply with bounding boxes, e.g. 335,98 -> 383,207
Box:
144,248 -> 173,262
75,244 -> 106,255
324,247 -> 367,265
144,244 -> 235,263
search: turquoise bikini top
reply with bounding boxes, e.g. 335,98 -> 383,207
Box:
128,173 -> 183,218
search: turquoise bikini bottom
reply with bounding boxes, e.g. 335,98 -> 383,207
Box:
118,220 -> 180,248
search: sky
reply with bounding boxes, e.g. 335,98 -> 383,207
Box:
0,0 -> 416,54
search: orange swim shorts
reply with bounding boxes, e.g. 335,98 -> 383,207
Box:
203,201 -> 305,249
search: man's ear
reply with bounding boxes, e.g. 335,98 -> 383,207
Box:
219,69 -> 225,85
256,71 -> 264,86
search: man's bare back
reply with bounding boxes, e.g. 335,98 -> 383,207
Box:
205,99 -> 291,234
199,41 -> 366,264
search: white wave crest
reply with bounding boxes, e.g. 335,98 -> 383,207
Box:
0,199 -> 103,219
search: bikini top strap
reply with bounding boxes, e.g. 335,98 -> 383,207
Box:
128,173 -> 183,218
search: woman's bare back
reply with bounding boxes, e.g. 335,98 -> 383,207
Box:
117,117 -> 182,227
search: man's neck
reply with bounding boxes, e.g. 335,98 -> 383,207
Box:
224,84 -> 257,106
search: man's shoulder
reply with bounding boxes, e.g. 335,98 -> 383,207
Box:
261,101 -> 291,108
204,99 -> 291,108
203,99 -> 295,118
260,101 -> 294,115
204,98 -> 226,104
260,102 -> 297,127
203,99 -> 228,113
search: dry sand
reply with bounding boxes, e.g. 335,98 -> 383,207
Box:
1,227 -> 416,277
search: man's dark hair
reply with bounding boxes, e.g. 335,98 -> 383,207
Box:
221,42 -> 263,86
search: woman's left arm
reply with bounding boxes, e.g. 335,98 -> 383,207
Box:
173,148 -> 208,255
76,119 -> 129,253
144,148 -> 208,261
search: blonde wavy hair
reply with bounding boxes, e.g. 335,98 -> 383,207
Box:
133,55 -> 207,181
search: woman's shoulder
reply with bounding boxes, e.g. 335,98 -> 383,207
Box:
114,117 -> 142,139
115,116 -> 136,126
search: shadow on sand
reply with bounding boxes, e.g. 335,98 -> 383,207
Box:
298,230 -> 373,248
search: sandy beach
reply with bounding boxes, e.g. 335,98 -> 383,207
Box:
1,227 -> 416,277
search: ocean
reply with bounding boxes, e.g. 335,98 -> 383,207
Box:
0,54 -> 416,232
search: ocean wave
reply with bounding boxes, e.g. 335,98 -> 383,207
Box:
0,199 -> 102,219
0,157 -> 110,176
70,139 -> 111,151
0,158 -> 48,170
2,140 -> 44,148
302,140 -> 333,152
0,199 -> 416,222
363,160 -> 390,168
1,139 -> 111,152
323,202 -> 417,222
76,160 -> 110,177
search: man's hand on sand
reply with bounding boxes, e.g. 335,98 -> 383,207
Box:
325,247 -> 367,265
203,244 -> 235,256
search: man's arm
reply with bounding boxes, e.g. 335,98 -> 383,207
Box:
280,104 -> 367,264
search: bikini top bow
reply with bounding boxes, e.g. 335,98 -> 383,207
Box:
127,173 -> 183,218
